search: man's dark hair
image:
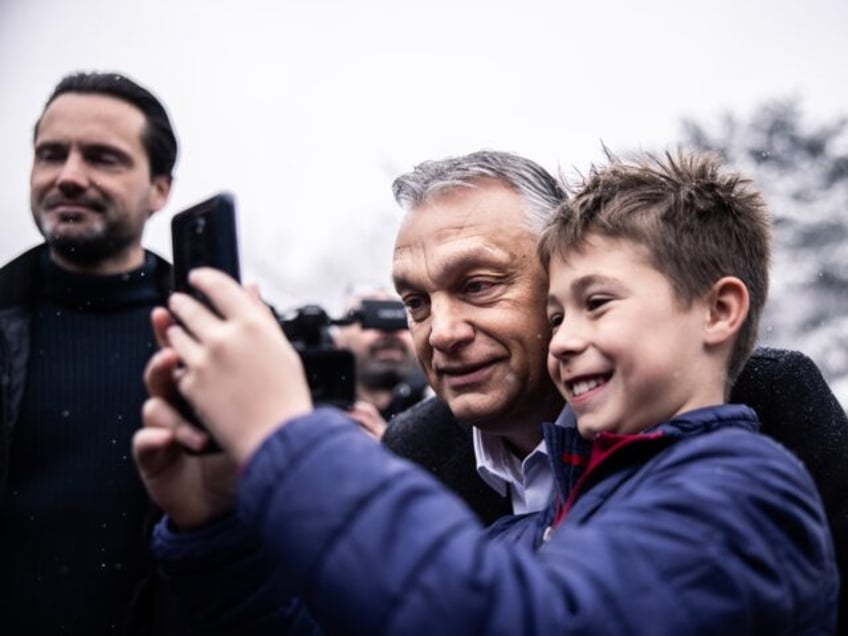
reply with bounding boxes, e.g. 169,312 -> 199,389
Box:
34,71 -> 178,180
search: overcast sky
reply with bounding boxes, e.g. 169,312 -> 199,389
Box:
2,0 -> 846,311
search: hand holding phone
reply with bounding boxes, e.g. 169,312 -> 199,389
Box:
169,192 -> 241,452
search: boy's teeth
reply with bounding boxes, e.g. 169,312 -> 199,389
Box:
571,377 -> 604,397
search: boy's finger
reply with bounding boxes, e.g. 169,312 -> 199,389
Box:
167,291 -> 222,341
190,268 -> 272,321
132,426 -> 178,477
151,306 -> 175,348
166,322 -> 204,369
144,349 -> 181,399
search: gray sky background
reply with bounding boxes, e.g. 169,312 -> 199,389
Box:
2,0 -> 846,311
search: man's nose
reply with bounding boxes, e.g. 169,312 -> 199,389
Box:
428,297 -> 474,352
56,152 -> 90,193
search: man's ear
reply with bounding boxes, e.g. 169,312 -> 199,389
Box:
148,175 -> 173,218
703,276 -> 749,346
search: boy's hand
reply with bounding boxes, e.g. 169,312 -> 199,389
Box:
165,268 -> 313,465
133,387 -> 237,530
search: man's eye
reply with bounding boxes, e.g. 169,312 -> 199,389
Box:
403,296 -> 429,320
35,147 -> 65,163
88,151 -> 122,166
465,280 -> 495,295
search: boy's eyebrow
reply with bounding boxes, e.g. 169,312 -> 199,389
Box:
569,274 -> 622,297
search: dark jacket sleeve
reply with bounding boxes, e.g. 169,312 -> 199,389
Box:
381,397 -> 511,524
731,345 -> 848,629
152,514 -> 321,635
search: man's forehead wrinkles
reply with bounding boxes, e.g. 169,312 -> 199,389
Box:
394,240 -> 514,293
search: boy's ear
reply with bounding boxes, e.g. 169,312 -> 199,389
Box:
703,276 -> 749,346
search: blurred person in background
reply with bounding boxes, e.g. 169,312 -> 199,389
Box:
333,284 -> 429,438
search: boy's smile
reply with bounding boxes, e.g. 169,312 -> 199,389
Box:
545,234 -> 724,439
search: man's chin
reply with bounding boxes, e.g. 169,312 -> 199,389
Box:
442,391 -> 503,426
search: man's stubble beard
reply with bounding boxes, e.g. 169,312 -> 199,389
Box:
359,357 -> 420,391
38,214 -> 139,267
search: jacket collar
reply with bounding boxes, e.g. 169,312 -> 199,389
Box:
544,404 -> 760,514
0,243 -> 173,310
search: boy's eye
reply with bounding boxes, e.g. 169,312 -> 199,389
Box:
586,296 -> 611,311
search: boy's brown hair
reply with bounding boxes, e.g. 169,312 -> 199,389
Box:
537,150 -> 771,384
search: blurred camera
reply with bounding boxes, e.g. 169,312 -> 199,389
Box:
277,299 -> 408,408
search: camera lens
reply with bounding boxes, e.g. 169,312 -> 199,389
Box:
193,217 -> 206,235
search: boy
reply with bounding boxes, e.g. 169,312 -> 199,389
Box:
135,151 -> 838,634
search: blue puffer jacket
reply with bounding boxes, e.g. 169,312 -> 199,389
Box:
153,404 -> 838,635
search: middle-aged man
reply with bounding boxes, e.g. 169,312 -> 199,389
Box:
0,72 -> 186,634
135,150 -> 847,631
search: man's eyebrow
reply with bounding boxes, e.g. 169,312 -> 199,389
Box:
34,140 -> 67,152
395,246 -> 511,291
84,143 -> 134,163
33,140 -> 134,165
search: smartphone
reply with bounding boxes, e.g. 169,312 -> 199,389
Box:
170,192 -> 241,452
171,192 -> 241,310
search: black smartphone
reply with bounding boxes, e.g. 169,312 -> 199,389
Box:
169,192 -> 241,452
171,192 -> 241,310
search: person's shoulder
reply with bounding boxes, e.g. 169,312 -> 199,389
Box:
384,397 -> 458,434
652,422 -> 819,507
0,244 -> 46,309
382,397 -> 469,458
738,345 -> 820,382
731,345 -> 845,428
0,244 -> 45,276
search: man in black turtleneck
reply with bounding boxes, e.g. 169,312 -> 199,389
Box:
0,72 -> 183,634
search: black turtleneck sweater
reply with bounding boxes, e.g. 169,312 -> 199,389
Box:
0,251 -> 161,634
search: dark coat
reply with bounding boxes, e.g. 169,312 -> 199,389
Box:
0,244 -> 180,635
0,244 -> 174,495
382,345 -> 848,628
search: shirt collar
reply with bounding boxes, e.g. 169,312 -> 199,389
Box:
472,406 -> 576,498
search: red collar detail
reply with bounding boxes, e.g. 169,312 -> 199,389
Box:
552,430 -> 666,530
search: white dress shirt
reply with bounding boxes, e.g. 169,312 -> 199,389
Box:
473,407 -> 576,514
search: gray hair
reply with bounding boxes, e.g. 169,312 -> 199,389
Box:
391,150 -> 566,235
